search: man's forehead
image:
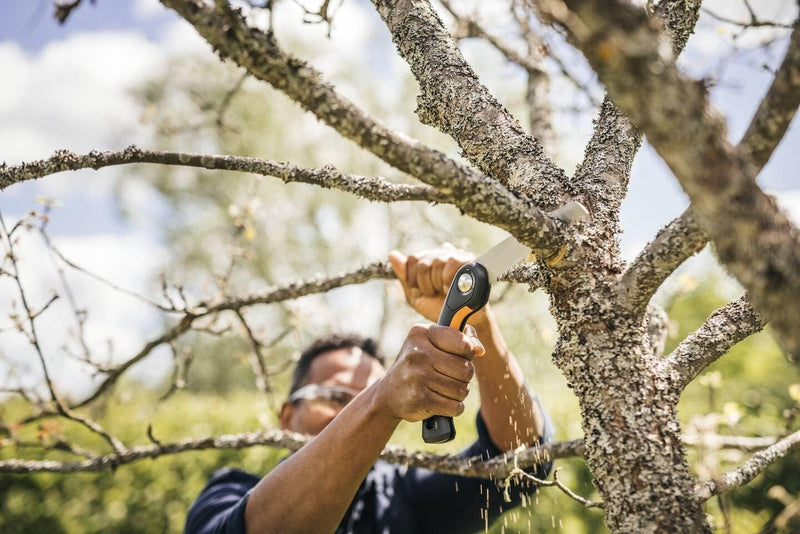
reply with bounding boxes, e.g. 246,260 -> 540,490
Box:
306,347 -> 382,383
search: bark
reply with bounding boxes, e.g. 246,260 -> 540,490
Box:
0,146 -> 445,202
550,279 -> 709,532
666,294 -> 766,391
618,209 -> 707,316
695,429 -> 800,502
371,0 -> 569,204
533,2 -> 711,529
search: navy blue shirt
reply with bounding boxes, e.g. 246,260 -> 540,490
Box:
185,404 -> 554,534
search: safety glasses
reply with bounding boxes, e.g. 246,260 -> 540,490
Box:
288,384 -> 360,409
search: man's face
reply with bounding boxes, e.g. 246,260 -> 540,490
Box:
279,347 -> 385,435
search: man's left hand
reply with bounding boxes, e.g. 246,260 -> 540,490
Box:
388,245 -> 489,326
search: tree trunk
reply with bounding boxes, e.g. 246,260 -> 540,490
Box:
549,276 -> 708,532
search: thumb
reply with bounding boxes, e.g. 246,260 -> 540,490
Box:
388,250 -> 407,283
464,325 -> 485,358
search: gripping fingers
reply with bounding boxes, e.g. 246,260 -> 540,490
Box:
416,258 -> 435,296
427,325 -> 484,360
427,372 -> 471,402
426,392 -> 466,418
430,258 -> 445,295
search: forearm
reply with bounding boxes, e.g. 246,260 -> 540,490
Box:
473,308 -> 545,451
244,385 -> 399,534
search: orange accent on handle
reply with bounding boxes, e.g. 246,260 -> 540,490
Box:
448,306 -> 475,331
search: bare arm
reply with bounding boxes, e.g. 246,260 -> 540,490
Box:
243,325 -> 482,534
388,247 -> 545,452
471,308 -> 545,451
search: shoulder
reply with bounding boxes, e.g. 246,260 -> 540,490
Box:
203,467 -> 261,491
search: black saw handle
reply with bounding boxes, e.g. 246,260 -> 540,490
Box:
422,262 -> 492,444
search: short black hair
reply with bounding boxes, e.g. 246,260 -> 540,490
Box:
289,333 -> 386,396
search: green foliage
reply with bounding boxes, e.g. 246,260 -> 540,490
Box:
671,274 -> 800,533
1,391 -> 284,534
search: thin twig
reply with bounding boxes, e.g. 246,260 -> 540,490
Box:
703,7 -> 794,29
507,467 -> 604,508
0,210 -> 127,454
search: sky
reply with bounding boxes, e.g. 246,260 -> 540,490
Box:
0,0 -> 798,397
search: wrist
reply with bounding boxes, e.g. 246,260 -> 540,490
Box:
471,306 -> 496,333
365,377 -> 404,428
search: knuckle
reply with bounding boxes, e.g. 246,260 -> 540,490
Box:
464,361 -> 475,380
408,323 -> 428,337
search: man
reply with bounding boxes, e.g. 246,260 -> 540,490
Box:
185,247 -> 554,533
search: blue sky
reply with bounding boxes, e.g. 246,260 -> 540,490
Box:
0,0 -> 176,52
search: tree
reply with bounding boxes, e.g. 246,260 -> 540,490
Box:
1,0 -> 799,532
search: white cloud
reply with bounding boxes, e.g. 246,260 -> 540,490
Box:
0,31 -> 170,204
0,32 -> 162,160
134,0 -> 164,19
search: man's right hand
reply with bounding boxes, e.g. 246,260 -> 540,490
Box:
373,324 -> 484,423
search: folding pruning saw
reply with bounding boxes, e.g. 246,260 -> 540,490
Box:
422,201 -> 588,444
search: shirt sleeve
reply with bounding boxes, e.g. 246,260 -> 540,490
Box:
184,468 -> 259,534
399,394 -> 555,534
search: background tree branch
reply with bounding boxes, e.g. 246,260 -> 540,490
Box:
665,294 -> 766,391
25,260 -> 397,413
695,429 -> 800,502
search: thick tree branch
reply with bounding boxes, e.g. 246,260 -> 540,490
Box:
618,209 -> 707,314
695,429 -> 800,502
738,21 -> 800,171
665,294 -> 766,391
159,0 -> 574,254
0,146 -> 445,203
439,0 -> 559,156
619,23 -> 798,316
371,0 -> 568,204
537,0 -> 800,361
570,0 -> 700,217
